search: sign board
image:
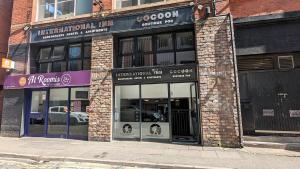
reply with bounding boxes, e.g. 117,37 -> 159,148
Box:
31,6 -> 194,43
289,110 -> 300,117
114,122 -> 140,138
4,70 -> 91,89
263,109 -> 275,117
141,122 -> 170,139
112,65 -> 197,84
1,58 -> 15,69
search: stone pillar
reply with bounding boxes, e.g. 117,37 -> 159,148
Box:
88,35 -> 113,141
195,15 -> 242,147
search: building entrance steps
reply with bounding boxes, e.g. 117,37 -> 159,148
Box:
0,137 -> 299,169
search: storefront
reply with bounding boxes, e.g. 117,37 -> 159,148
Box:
3,71 -> 91,139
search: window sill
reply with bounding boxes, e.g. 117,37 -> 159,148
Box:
32,13 -> 93,26
112,0 -> 192,13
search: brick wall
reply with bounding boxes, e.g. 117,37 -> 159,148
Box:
88,35 -> 113,141
195,15 -> 241,147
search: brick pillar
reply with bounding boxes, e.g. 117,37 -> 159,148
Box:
195,15 -> 242,147
88,35 -> 113,141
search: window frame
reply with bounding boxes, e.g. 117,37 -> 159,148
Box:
117,30 -> 196,68
114,0 -> 167,9
37,42 -> 91,73
37,0 -> 92,21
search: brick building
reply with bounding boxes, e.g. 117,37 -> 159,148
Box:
0,0 -> 13,128
1,0 -> 252,147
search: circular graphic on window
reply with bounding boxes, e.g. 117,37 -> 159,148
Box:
122,124 -> 132,134
61,74 -> 71,85
18,77 -> 27,87
150,124 -> 161,135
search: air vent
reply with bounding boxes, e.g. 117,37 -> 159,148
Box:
278,56 -> 294,70
238,57 -> 274,71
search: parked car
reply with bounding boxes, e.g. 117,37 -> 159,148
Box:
48,106 -> 88,125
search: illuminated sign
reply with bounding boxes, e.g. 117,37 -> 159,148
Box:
1,58 -> 15,69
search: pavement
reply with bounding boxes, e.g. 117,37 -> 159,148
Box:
0,137 -> 299,169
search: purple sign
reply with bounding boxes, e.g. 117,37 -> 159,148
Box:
4,71 -> 91,89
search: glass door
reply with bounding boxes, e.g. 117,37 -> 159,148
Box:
28,91 -> 48,136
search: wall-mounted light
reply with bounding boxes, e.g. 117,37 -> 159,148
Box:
23,24 -> 31,32
93,0 -> 104,9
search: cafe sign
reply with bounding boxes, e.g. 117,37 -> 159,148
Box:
4,70 -> 91,89
31,5 -> 193,43
112,65 -> 197,84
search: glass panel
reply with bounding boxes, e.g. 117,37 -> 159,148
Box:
116,0 -> 138,8
69,87 -> 89,138
69,44 -> 81,59
52,61 -> 67,72
57,0 -> 74,17
114,85 -> 140,139
142,54 -> 154,66
176,51 -> 196,64
156,53 -> 174,65
121,55 -> 132,68
140,0 -> 164,4
141,84 -> 169,140
76,0 -> 92,15
120,38 -> 134,55
83,59 -> 91,70
48,88 -> 68,136
157,34 -> 173,51
38,0 -> 55,20
170,83 -> 197,142
84,43 -> 91,58
52,46 -> 65,59
176,32 -> 194,49
39,47 -> 52,60
69,60 -> 82,71
29,91 -> 47,136
138,36 -> 152,52
39,63 -> 51,73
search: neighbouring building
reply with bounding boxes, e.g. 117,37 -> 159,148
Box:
0,0 -> 13,129
1,0 -> 243,147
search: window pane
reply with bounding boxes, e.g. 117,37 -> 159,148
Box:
69,44 -> 81,59
52,46 -> 65,59
141,54 -> 154,66
176,32 -> 194,49
121,55 -> 133,68
83,59 -> 91,70
156,53 -> 174,65
114,85 -> 140,139
120,38 -> 134,55
69,87 -> 89,138
40,47 -> 52,60
138,36 -> 152,52
69,60 -> 82,71
52,61 -> 67,72
140,0 -> 163,4
57,0 -> 74,17
29,91 -> 47,136
48,88 -> 68,136
39,63 -> 51,73
76,0 -> 92,15
84,43 -> 91,58
176,51 -> 196,64
116,0 -> 138,8
157,34 -> 173,51
38,0 -> 55,20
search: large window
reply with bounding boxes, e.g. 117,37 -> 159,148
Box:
38,0 -> 92,21
116,0 -> 164,9
117,31 -> 195,68
37,42 -> 91,73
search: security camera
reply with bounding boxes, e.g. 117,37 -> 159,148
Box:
93,0 -> 102,6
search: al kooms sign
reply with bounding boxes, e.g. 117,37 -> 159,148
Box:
31,6 -> 193,43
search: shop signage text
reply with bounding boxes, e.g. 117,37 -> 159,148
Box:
4,70 -> 91,89
31,6 -> 193,43
112,65 -> 197,84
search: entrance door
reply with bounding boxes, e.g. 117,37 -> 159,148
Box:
170,83 -> 198,142
28,90 -> 47,136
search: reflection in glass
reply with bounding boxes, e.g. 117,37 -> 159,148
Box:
156,53 -> 174,65
69,44 -> 81,59
176,51 -> 196,64
69,60 -> 82,71
57,0 -> 74,17
52,61 -> 67,72
48,88 -> 68,136
114,85 -> 140,139
39,47 -> 52,60
176,32 -> 194,49
52,46 -> 65,59
157,34 -> 173,51
76,0 -> 92,15
29,91 -> 47,136
39,63 -> 51,73
140,0 -> 163,4
69,88 -> 89,138
38,0 -> 55,20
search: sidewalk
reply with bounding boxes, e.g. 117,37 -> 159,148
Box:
0,137 -> 299,169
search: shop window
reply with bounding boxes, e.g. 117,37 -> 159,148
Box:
117,31 -> 195,68
38,0 -> 92,21
37,42 -> 91,73
116,0 -> 164,9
